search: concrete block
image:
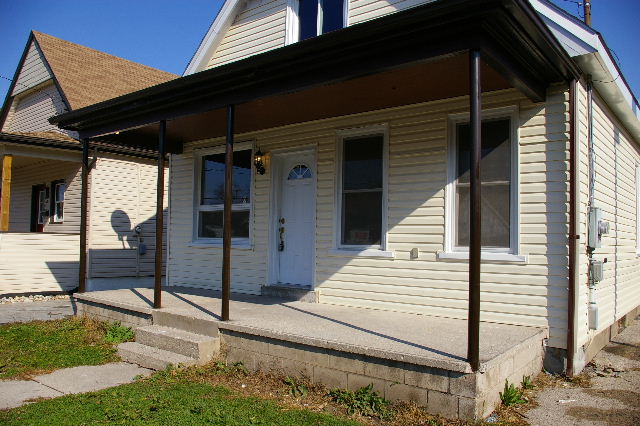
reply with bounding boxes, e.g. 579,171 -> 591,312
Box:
363,359 -> 404,383
222,331 -> 271,355
427,390 -> 459,418
385,382 -> 427,406
405,364 -> 449,393
313,366 -> 347,389
279,358 -> 314,380
347,373 -> 386,396
225,346 -> 257,372
253,353 -> 282,374
458,396 -> 483,420
448,372 -> 477,398
326,352 -> 367,375
268,340 -> 328,366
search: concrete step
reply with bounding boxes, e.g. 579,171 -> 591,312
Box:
261,284 -> 317,302
152,310 -> 219,337
117,342 -> 198,370
136,325 -> 219,361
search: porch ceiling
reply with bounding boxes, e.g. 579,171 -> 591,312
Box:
51,0 -> 580,153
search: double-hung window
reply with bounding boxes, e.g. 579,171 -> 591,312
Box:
286,0 -> 346,44
446,109 -> 519,257
337,128 -> 387,251
51,180 -> 65,223
196,146 -> 252,243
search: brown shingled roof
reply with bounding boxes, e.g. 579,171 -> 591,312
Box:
32,31 -> 177,110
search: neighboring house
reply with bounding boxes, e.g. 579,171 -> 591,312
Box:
52,0 -> 640,378
0,31 -> 175,295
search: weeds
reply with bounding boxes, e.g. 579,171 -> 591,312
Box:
104,321 -> 134,344
521,375 -> 535,390
211,360 -> 249,376
499,380 -> 527,406
329,384 -> 391,418
284,376 -> 308,397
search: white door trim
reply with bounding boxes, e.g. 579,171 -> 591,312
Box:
267,145 -> 317,288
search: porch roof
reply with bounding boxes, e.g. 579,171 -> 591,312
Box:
51,0 -> 580,153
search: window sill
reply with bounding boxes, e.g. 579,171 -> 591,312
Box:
328,248 -> 395,258
188,241 -> 253,250
437,251 -> 527,263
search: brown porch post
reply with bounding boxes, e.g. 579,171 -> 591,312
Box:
222,105 -> 235,321
467,49 -> 482,372
79,140 -> 90,293
0,155 -> 12,231
154,120 -> 167,309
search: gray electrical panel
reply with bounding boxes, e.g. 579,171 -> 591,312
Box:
590,260 -> 604,283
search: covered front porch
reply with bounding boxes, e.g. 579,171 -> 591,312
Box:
75,286 -> 545,419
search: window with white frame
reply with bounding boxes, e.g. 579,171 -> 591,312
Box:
337,130 -> 386,249
51,180 -> 65,223
196,147 -> 252,242
286,0 -> 346,44
448,110 -> 518,253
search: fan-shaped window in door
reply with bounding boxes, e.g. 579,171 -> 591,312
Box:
287,164 -> 312,180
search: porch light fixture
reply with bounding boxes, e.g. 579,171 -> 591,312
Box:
254,148 -> 266,175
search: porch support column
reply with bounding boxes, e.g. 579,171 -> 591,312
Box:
467,49 -> 482,372
222,105 -> 234,321
79,140 -> 90,293
0,155 -> 12,232
154,120 -> 167,309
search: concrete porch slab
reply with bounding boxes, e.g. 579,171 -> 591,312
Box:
75,286 -> 545,373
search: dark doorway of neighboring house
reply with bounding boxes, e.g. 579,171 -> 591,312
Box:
31,184 -> 49,232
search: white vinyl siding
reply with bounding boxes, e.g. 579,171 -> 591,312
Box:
88,155 -> 168,278
168,87 -> 571,349
0,233 -> 79,294
8,158 -> 81,234
11,41 -> 52,97
348,0 -> 432,25
576,82 -> 590,348
583,91 -> 640,333
207,0 -> 287,69
3,82 -> 70,135
203,0 -> 435,69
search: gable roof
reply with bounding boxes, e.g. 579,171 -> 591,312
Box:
183,0 -> 243,76
31,31 -> 177,110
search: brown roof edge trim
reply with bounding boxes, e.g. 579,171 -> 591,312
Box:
0,132 -> 158,159
50,0 -> 580,136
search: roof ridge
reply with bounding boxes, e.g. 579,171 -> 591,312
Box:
31,31 -> 177,79
30,30 -> 178,110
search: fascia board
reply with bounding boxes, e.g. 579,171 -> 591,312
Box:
184,0 -> 244,76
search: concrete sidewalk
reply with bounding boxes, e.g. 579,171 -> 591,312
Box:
0,299 -> 76,325
0,362 -> 152,410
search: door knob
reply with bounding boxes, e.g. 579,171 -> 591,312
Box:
279,217 -> 285,224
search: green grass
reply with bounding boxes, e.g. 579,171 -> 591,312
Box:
0,317 -> 118,379
0,376 -> 362,426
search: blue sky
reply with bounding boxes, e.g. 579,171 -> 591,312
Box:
0,0 -> 638,103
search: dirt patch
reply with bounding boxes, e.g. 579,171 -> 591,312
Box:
170,362 -> 462,426
602,343 -> 640,361
565,406 -> 640,426
583,388 -> 640,406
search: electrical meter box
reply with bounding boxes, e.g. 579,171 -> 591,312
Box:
590,260 -> 604,283
588,207 -> 610,249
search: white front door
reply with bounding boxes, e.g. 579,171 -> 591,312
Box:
276,152 -> 315,287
